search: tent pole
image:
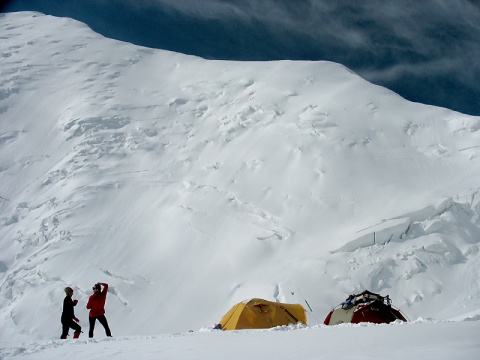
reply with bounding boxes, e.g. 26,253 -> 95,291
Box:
304,299 -> 313,312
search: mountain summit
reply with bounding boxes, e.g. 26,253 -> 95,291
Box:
1,12 -> 480,344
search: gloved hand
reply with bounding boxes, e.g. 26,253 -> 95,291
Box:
73,299 -> 78,305
74,317 -> 79,323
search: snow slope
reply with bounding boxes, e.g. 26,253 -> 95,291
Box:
0,11 -> 480,353
2,320 -> 480,360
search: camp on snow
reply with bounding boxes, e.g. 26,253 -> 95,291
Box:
323,290 -> 407,325
216,298 -> 307,330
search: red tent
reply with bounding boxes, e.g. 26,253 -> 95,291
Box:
324,290 -> 407,325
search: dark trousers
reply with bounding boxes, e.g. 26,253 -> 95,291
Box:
61,319 -> 81,338
89,314 -> 112,338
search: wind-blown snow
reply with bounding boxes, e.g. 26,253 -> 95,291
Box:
0,11 -> 480,358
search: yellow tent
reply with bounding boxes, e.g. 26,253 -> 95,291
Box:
218,298 -> 307,330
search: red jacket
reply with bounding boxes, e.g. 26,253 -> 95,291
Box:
86,283 -> 108,317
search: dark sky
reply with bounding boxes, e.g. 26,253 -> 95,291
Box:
2,0 -> 480,115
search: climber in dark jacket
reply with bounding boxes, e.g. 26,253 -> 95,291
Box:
61,286 -> 81,339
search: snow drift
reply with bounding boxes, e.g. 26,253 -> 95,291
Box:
0,12 -> 480,346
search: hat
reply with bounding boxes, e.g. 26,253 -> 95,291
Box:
64,287 -> 73,295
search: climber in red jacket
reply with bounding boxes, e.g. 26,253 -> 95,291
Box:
86,282 -> 112,338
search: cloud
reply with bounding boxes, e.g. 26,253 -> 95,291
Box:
137,0 -> 254,20
361,57 -> 466,83
139,0 -> 480,61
